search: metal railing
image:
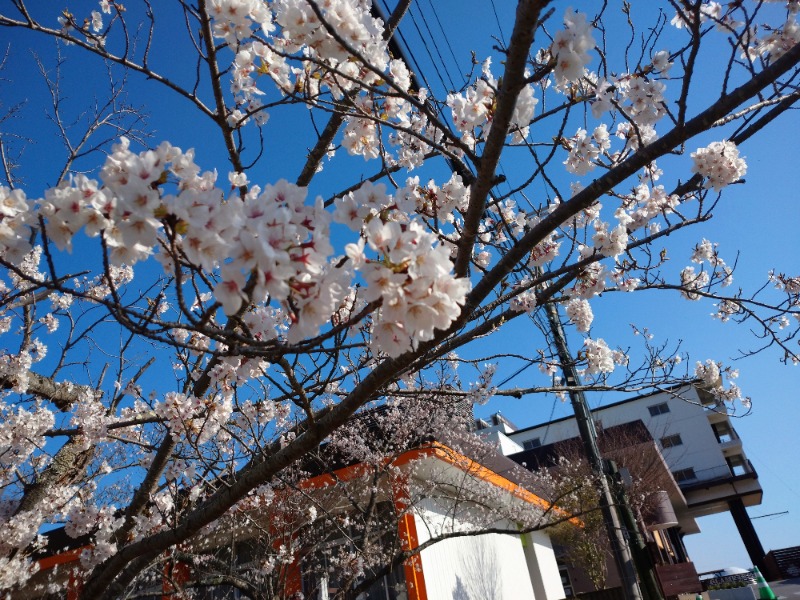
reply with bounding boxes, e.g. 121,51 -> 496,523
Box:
677,460 -> 758,488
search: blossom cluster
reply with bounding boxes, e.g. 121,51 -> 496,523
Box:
466,363 -> 497,405
1,483 -> 82,587
69,390 -> 109,451
0,138 -> 475,356
582,337 -> 615,374
681,238 -> 733,301
206,0 -> 452,170
565,298 -> 594,332
395,173 -> 471,224
220,0 -> 388,101
0,399 -> 55,489
156,391 -> 233,445
510,279 -> 538,314
670,2 -> 728,30
620,179 -> 680,232
680,266 -> 710,300
564,125 -> 610,175
695,359 -> 746,405
691,140 -> 747,191
551,9 -> 597,86
770,271 -> 800,304
748,16 -> 800,60
589,52 -> 672,155
336,181 -> 470,356
447,58 -> 539,148
478,198 -> 528,249
528,223 -> 561,268
695,358 -> 721,387
616,75 -> 668,130
713,299 -> 742,323
0,186 -> 32,263
591,220 -> 628,259
572,261 -> 608,299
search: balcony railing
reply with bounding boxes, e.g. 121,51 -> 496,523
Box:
677,460 -> 758,490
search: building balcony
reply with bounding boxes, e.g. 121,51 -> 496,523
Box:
719,436 -> 743,454
676,461 -> 762,516
679,460 -> 757,489
705,408 -> 732,424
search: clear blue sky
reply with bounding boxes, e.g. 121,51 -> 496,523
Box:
2,0 -> 798,576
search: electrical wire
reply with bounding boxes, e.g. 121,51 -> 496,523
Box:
413,2 -> 458,91
380,0 -> 438,94
422,0 -> 465,87
406,4 -> 452,93
489,0 -> 507,48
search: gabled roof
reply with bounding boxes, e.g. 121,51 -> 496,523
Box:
31,432 -> 572,569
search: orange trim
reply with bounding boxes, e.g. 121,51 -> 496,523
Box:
34,439 -> 575,597
394,442 -> 580,525
284,555 -> 302,597
392,476 -> 428,600
67,569 -> 82,600
36,546 -> 87,571
294,441 -> 574,524
398,512 -> 428,600
162,560 -> 190,599
296,462 -> 373,491
265,515 -> 303,597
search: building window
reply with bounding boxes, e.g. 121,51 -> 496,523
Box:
660,434 -> 683,449
523,438 -> 541,450
672,467 -> 697,483
557,560 -> 574,598
648,402 -> 670,416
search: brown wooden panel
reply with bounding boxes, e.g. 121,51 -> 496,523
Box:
656,562 -> 703,597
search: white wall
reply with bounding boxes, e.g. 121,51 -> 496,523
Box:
478,430 -> 524,455
509,387 -> 732,480
523,530 -> 566,600
413,498 -> 538,600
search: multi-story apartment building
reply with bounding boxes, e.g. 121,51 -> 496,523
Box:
477,383 -> 766,577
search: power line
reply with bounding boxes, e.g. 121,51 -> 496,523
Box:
406,3 -> 452,93
422,0 -> 465,87
751,511 -> 789,519
413,2 -> 458,91
489,0 -> 507,47
379,0 -> 437,94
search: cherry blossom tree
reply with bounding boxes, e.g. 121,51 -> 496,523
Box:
541,425 -> 681,591
1,0 -> 799,597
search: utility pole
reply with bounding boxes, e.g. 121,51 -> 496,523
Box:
607,460 -> 664,600
542,300 -> 644,600
369,6 -> 655,597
